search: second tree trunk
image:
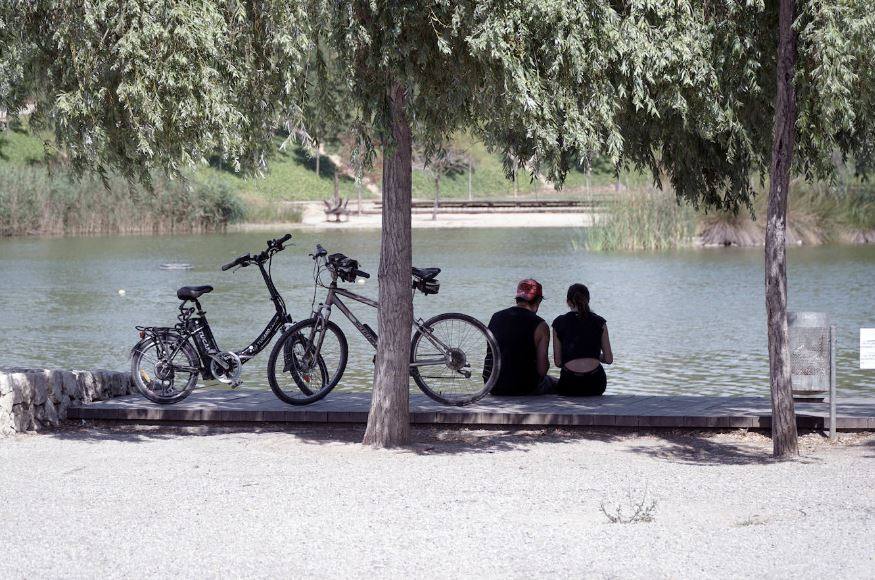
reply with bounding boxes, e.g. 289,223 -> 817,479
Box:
363,82 -> 413,447
765,0 -> 799,457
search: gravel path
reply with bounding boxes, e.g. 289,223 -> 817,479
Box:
1,424 -> 873,579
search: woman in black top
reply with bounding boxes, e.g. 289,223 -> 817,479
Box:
551,283 -> 613,396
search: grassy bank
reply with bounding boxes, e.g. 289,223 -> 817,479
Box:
1,125 -> 544,203
0,165 -> 243,236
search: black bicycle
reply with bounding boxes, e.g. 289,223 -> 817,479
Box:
130,234 -> 315,404
266,244 -> 501,406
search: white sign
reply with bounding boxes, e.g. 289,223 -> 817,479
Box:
861,329 -> 875,370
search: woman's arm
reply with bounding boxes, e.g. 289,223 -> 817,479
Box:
552,328 -> 562,367
600,325 -> 613,365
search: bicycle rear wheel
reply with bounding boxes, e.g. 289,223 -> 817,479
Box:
410,313 -> 500,406
131,333 -> 200,404
267,318 -> 347,405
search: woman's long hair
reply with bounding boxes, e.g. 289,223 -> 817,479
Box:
567,283 -> 590,316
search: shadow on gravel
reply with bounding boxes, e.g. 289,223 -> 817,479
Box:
624,431 -> 824,466
44,421 -> 629,455
44,421 -> 836,465
404,427 -> 626,456
271,424 -> 629,455
45,421 -> 237,444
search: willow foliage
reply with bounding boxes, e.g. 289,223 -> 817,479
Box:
1,1 -> 309,183
2,0 -> 874,211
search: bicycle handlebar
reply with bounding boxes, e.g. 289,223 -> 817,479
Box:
222,253 -> 251,271
269,233 -> 292,249
221,234 -> 293,271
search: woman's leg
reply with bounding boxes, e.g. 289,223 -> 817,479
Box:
586,365 -> 607,396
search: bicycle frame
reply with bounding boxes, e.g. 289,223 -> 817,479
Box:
316,281 -> 457,370
140,258 -> 293,378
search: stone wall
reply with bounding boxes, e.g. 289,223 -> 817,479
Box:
0,368 -> 134,435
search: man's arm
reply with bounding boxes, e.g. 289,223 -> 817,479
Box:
535,321 -> 550,377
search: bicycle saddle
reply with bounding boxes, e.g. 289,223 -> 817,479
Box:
412,267 -> 441,281
177,285 -> 214,301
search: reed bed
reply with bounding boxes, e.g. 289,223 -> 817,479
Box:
585,189 -> 698,251
0,166 -> 245,237
586,181 -> 875,251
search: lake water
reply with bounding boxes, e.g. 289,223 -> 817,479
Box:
0,228 -> 873,396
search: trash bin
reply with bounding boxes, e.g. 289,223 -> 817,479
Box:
788,311 -> 837,438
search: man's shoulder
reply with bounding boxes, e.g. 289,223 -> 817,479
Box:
490,306 -> 543,325
490,306 -> 515,320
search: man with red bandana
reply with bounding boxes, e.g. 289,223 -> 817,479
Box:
484,279 -> 553,395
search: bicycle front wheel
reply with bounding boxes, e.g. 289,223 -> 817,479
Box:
410,313 -> 500,406
267,318 -> 348,405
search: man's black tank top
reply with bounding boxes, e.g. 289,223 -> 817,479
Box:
486,306 -> 544,395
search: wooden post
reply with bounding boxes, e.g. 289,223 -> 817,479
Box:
363,82 -> 412,448
830,324 -> 837,441
765,0 -> 799,457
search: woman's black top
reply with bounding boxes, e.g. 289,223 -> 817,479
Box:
552,311 -> 606,365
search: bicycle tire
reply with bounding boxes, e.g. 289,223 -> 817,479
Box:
267,318 -> 348,405
410,312 -> 501,406
131,333 -> 200,404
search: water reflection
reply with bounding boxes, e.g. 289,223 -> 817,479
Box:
0,229 -> 872,396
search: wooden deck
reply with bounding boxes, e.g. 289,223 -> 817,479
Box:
67,390 -> 875,429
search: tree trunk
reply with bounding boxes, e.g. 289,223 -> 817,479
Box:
513,163 -> 518,198
363,82 -> 413,448
432,174 -> 440,220
315,138 -> 320,178
765,0 -> 799,458
468,159 -> 473,201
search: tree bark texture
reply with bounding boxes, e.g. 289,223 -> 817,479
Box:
363,82 -> 413,447
765,0 -> 799,457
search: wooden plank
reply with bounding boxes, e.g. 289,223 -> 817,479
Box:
67,391 -> 875,430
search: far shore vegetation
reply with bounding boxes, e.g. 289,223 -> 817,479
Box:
2,120 -> 873,244
584,176 -> 875,252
